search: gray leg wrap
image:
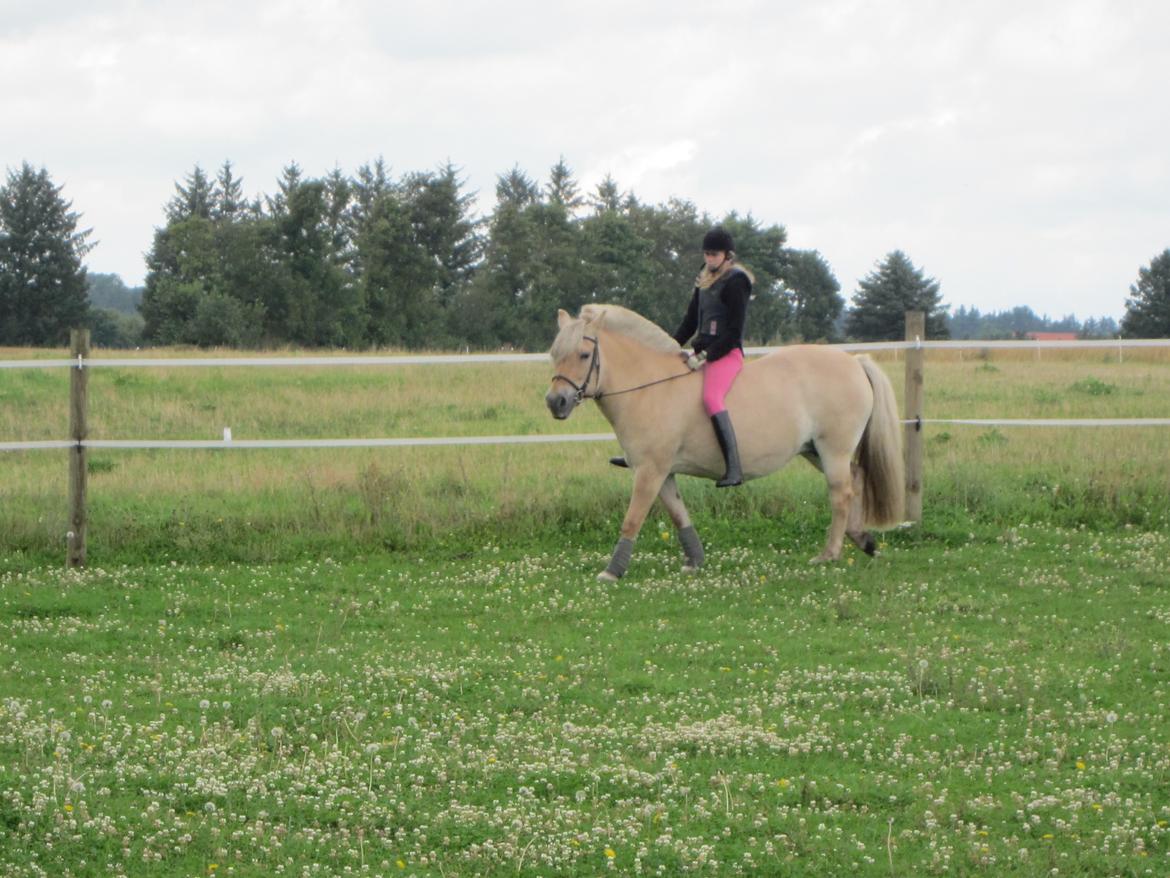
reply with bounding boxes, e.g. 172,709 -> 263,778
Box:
679,526 -> 704,569
604,537 -> 636,579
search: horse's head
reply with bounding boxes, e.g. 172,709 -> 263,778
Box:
546,308 -> 602,419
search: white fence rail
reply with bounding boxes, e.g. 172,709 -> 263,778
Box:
2,337 -> 1169,455
3,337 -> 1169,372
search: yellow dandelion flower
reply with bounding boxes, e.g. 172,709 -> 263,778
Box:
1042,833 -> 1054,840
777,778 -> 790,789
1075,760 -> 1085,770
396,859 -> 406,869
64,803 -> 73,813
208,866 -> 218,874
604,848 -> 616,859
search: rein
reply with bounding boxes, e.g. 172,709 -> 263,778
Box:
552,334 -> 692,402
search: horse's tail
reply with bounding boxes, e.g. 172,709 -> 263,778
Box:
856,356 -> 905,528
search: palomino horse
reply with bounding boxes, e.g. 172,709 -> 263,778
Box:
546,304 -> 905,581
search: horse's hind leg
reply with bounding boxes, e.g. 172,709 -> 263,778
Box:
657,475 -> 703,572
811,453 -> 854,564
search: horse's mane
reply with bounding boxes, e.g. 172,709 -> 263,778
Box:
550,304 -> 682,360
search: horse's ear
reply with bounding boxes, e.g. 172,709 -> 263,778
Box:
580,304 -> 605,326
557,308 -> 572,328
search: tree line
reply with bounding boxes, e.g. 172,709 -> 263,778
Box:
2,160 -> 1168,349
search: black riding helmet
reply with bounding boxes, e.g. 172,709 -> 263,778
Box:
702,226 -> 734,254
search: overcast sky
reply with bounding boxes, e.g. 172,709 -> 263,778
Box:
4,0 -> 1167,321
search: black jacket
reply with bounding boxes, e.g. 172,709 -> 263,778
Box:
672,269 -> 751,362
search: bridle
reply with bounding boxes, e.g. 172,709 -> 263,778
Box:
551,335 -> 602,403
551,334 -> 692,403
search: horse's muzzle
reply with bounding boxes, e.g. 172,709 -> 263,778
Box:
545,389 -> 576,420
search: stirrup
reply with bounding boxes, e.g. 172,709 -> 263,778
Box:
609,456 -> 629,468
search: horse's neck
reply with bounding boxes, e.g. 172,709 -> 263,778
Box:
600,331 -> 679,390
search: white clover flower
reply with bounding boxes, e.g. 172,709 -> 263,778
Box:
204,802 -> 217,814
199,700 -> 211,711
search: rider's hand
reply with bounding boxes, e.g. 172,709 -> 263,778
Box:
685,351 -> 707,371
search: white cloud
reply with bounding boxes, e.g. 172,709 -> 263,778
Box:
2,0 -> 1168,317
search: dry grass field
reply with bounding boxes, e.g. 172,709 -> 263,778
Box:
2,343 -> 1168,563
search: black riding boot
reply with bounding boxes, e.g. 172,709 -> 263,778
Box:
711,411 -> 743,488
609,456 -> 629,468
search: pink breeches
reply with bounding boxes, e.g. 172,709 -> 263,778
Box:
701,348 -> 744,416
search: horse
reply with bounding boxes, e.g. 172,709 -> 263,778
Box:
545,304 -> 905,581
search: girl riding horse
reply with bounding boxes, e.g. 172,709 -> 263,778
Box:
611,227 -> 752,487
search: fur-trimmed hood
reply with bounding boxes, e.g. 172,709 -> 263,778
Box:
695,258 -> 755,290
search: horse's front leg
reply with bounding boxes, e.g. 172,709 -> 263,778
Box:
598,464 -> 668,582
657,474 -> 703,572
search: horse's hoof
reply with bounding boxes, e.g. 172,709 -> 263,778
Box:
597,570 -> 619,583
862,535 -> 877,556
809,553 -> 838,564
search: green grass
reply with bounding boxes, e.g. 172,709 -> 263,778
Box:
2,345 -> 1169,874
1,522 -> 1168,875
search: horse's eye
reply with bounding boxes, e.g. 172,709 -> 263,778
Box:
579,352 -> 590,360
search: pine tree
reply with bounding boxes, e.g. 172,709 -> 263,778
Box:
495,166 -> 540,208
846,251 -> 949,341
166,165 -> 215,222
212,161 -> 246,221
1121,249 -> 1170,338
0,162 -> 93,345
589,176 -> 624,214
546,157 -> 583,211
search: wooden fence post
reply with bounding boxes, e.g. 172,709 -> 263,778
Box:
67,328 -> 89,568
903,312 -> 925,523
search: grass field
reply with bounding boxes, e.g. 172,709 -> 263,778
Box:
1,343 -> 1169,875
2,345 -> 1168,564
1,523 -> 1168,875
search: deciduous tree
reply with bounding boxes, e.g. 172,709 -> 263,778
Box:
781,249 -> 843,342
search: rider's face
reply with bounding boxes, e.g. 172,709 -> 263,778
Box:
703,250 -> 728,271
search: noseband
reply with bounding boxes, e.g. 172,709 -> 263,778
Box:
551,335 -> 601,402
